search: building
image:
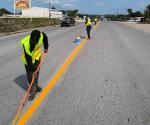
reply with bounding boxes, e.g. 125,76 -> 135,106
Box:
22,7 -> 63,19
135,17 -> 144,22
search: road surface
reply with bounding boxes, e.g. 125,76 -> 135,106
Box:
0,22 -> 150,125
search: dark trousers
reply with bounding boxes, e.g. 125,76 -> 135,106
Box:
25,60 -> 40,92
86,25 -> 92,38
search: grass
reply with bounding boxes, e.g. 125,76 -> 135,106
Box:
0,18 -> 60,33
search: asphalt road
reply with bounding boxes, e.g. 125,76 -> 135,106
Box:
1,22 -> 150,125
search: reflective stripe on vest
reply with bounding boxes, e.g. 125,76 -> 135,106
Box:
86,19 -> 92,27
20,33 -> 43,65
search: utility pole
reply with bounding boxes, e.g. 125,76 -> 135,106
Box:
125,8 -> 127,21
14,0 -> 16,18
117,8 -> 118,16
148,9 -> 150,21
30,0 -> 32,21
49,1 -> 51,18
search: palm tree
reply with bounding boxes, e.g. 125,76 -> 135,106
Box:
127,8 -> 132,19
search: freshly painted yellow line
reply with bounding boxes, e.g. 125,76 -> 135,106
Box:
16,23 -> 99,125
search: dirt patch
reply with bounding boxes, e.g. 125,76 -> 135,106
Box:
121,22 -> 150,34
0,18 -> 60,34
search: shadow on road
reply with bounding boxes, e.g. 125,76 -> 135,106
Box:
80,36 -> 86,39
14,74 -> 28,90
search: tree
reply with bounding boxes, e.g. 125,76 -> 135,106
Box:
127,8 -> 132,19
67,9 -> 78,17
51,6 -> 56,10
147,4 -> 150,10
144,4 -> 150,21
60,10 -> 67,15
132,11 -> 143,17
0,8 -> 11,16
146,4 -> 150,21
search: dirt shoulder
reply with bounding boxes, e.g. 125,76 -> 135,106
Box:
121,22 -> 150,34
0,18 -> 60,34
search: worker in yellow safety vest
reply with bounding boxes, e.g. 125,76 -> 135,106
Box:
85,17 -> 92,40
20,30 -> 49,101
94,17 -> 98,25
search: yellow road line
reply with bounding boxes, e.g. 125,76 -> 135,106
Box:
15,23 -> 99,125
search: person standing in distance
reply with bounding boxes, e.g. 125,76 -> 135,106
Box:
85,17 -> 92,40
94,17 -> 98,25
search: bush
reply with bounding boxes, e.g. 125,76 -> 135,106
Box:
0,18 -> 60,33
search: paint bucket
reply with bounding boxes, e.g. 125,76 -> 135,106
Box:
76,36 -> 81,43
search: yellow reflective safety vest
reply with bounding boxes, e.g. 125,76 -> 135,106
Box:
20,33 -> 43,65
86,18 -> 92,27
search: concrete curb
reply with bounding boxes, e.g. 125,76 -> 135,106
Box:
0,25 -> 60,37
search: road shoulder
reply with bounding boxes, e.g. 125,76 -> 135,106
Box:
120,22 -> 150,34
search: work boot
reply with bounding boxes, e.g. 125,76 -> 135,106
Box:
36,86 -> 42,92
28,88 -> 37,101
88,37 -> 91,40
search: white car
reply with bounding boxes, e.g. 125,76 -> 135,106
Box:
127,19 -> 135,22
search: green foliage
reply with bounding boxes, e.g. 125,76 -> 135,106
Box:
127,9 -> 133,15
144,4 -> 150,21
78,13 -> 100,19
51,6 -> 56,10
0,18 -> 60,33
106,14 -> 126,21
60,10 -> 67,15
0,8 -> 11,16
67,9 -> 78,17
127,8 -> 133,18
132,11 -> 143,17
147,4 -> 150,10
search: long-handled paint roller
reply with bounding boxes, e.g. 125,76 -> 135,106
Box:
12,53 -> 47,125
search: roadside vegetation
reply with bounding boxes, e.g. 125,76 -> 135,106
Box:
0,8 -> 11,16
0,18 -> 60,34
0,8 -> 61,34
106,3 -> 150,23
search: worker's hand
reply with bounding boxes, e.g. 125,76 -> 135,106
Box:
44,49 -> 48,54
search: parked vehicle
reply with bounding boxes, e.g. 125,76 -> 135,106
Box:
127,17 -> 144,22
127,18 -> 136,22
61,17 -> 75,27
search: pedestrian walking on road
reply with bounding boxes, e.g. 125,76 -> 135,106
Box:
85,17 -> 92,40
20,30 -> 49,101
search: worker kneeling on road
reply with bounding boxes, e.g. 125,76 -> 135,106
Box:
85,17 -> 92,40
20,30 -> 49,101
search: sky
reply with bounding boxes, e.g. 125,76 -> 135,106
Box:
0,0 -> 150,14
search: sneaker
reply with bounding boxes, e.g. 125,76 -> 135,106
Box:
36,86 -> 42,92
28,92 -> 36,101
28,87 -> 37,101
